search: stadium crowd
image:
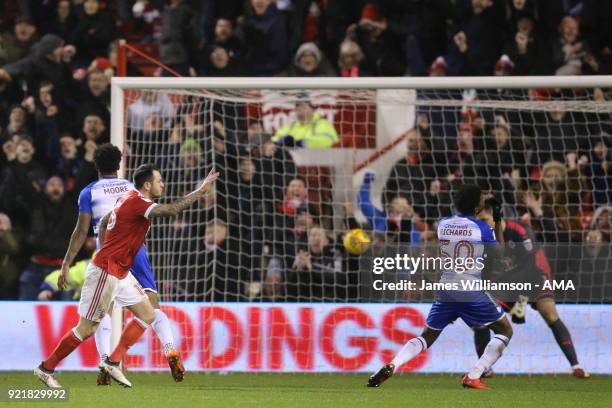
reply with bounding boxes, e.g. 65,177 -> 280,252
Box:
0,0 -> 611,302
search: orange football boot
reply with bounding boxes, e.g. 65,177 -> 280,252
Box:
462,374 -> 492,389
167,349 -> 185,382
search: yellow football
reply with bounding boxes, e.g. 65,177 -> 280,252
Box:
343,228 -> 371,255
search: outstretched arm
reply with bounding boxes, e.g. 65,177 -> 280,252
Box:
149,169 -> 220,218
357,172 -> 387,233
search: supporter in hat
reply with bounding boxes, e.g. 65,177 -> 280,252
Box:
338,40 -> 372,77
0,34 -> 76,103
0,16 -> 38,66
345,2 -> 405,75
282,42 -> 336,77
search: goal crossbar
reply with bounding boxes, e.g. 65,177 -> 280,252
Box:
111,75 -> 612,90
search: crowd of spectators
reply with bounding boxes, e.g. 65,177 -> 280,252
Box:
3,0 -> 612,80
0,0 -> 611,302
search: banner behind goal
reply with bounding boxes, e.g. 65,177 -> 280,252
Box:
111,77 -> 612,371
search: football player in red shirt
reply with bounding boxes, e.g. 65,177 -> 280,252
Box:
35,164 -> 219,388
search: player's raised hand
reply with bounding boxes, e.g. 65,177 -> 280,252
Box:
198,169 -> 220,194
484,197 -> 503,223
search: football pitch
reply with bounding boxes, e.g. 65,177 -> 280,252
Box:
0,372 -> 610,408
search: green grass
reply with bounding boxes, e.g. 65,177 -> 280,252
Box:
0,372 -> 610,408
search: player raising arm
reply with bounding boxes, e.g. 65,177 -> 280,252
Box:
59,144 -> 188,385
35,164 -> 219,388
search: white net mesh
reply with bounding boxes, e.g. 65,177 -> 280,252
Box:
113,82 -> 612,374
121,86 -> 612,305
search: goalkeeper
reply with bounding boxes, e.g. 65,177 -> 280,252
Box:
475,197 -> 589,379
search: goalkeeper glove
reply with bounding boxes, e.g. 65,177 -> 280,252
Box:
509,295 -> 529,324
485,197 -> 503,223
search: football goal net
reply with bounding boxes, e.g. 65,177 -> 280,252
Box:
109,76 -> 612,372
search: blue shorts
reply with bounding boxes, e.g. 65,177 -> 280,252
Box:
425,290 -> 504,330
130,246 -> 157,292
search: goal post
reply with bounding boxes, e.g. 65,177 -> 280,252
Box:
109,76 -> 612,373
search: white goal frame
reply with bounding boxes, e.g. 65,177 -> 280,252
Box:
109,75 -> 612,350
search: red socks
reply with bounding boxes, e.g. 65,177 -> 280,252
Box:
42,329 -> 82,371
109,318 -> 148,363
41,318 -> 149,371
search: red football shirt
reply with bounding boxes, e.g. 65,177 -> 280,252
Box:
92,190 -> 158,279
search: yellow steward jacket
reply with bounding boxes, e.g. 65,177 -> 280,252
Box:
42,260 -> 88,300
272,113 -> 339,148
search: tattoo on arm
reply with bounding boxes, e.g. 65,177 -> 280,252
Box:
149,191 -> 206,218
149,168 -> 218,218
